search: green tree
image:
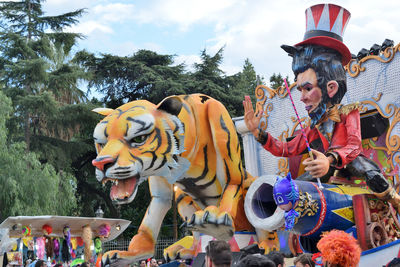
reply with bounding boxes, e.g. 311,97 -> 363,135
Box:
224,58 -> 259,117
75,49 -> 186,107
0,1 -> 110,220
269,73 -> 289,89
0,91 -> 77,220
0,0 -> 85,150
185,48 -> 228,101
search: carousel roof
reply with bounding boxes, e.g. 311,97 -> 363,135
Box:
0,215 -> 131,242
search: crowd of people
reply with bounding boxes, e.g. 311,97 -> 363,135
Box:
204,229 -> 359,267
12,232 -> 400,267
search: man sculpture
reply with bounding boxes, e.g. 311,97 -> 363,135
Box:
243,3 -> 400,211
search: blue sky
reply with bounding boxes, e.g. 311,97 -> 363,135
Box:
43,0 -> 400,83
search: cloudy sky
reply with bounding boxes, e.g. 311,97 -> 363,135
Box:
43,0 -> 400,82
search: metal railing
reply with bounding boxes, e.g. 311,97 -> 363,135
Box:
103,238 -> 176,260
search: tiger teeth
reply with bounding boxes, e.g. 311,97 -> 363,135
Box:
102,179 -> 120,186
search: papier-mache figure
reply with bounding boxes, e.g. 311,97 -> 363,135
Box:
273,173 -> 299,231
243,4 -> 399,210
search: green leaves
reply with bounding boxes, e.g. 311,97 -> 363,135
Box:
0,91 -> 77,220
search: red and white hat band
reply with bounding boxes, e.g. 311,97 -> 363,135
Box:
305,4 -> 350,41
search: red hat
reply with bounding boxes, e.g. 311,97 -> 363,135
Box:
295,4 -> 351,65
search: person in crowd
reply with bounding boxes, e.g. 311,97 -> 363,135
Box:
150,258 -> 159,267
316,230 -> 361,267
294,253 -> 315,267
267,251 -> 285,267
205,240 -> 232,267
235,254 -> 276,267
34,260 -> 45,267
139,259 -> 146,267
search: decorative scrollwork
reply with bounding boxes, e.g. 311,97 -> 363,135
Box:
277,158 -> 289,176
359,96 -> 400,185
346,43 -> 400,77
289,117 -> 310,137
255,83 -> 298,132
259,103 -> 273,131
360,99 -> 400,156
295,192 -> 319,218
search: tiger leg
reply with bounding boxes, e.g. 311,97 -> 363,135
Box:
102,176 -> 172,266
210,100 -> 249,222
256,229 -> 280,254
164,187 -> 201,261
187,100 -> 251,240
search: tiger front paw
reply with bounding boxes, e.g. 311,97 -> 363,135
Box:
101,250 -> 144,267
102,230 -> 155,266
186,206 -> 234,240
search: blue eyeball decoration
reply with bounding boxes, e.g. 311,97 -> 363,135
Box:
273,172 -> 300,230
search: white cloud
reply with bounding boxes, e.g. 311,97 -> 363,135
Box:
108,41 -> 138,56
173,54 -> 201,71
133,0 -> 238,31
92,3 -> 135,23
67,21 -> 113,35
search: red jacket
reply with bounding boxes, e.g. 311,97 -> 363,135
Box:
262,109 -> 362,168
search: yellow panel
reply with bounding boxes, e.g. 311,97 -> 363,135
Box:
326,186 -> 371,196
332,206 -> 355,223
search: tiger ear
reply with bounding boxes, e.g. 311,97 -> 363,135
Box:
92,107 -> 114,116
157,96 -> 183,116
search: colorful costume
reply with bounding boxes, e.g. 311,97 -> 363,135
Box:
258,105 -> 389,193
262,107 -> 361,168
254,4 -> 391,196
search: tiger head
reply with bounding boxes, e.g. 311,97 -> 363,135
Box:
92,96 -> 189,204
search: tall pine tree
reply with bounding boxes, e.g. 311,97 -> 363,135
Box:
0,0 -> 85,150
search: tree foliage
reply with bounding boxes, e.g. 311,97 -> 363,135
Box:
0,91 -> 77,221
0,0 -> 85,149
75,49 -> 186,108
269,73 -> 290,89
0,0 -> 96,220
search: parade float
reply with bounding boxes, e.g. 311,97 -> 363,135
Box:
89,3 -> 400,267
0,216 -> 130,266
237,39 -> 400,267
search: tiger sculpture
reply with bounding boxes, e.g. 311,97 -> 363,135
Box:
92,94 -> 278,265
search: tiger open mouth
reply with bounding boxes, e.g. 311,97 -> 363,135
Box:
103,175 -> 140,204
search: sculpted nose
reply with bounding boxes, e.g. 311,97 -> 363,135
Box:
300,90 -> 307,103
92,156 -> 115,171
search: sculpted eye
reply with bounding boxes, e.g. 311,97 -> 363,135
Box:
93,121 -> 108,152
130,134 -> 148,146
277,196 -> 284,204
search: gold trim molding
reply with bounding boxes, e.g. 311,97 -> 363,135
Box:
255,83 -> 297,131
346,43 -> 400,78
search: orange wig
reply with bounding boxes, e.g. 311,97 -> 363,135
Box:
317,230 -> 361,267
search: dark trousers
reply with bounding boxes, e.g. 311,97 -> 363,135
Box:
297,155 -> 389,193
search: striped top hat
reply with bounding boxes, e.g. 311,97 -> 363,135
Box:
295,3 -> 351,65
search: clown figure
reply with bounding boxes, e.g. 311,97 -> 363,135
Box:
243,3 -> 399,211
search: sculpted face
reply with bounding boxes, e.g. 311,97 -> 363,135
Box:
296,68 -> 323,114
92,100 -> 185,204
